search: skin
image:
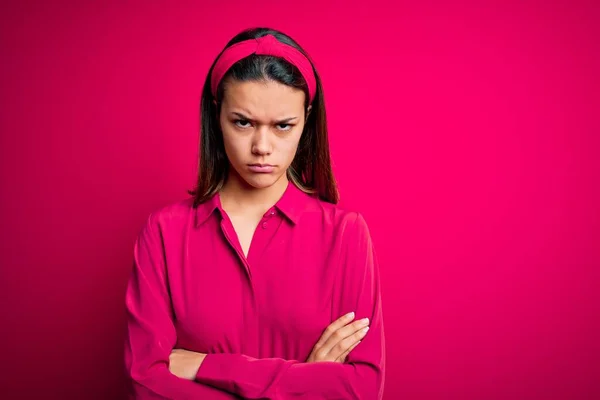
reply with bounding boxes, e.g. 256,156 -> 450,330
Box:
168,79 -> 369,381
218,78 -> 310,257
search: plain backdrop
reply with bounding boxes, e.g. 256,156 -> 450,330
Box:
1,1 -> 599,399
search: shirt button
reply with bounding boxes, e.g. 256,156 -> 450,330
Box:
262,222 -> 268,229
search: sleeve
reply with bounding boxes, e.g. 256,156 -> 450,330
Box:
194,212 -> 386,400
124,214 -> 242,400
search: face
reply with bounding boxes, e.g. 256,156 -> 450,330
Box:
219,79 -> 309,190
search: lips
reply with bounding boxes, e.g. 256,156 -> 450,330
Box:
248,164 -> 275,173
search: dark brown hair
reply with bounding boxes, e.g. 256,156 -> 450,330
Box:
188,27 -> 339,207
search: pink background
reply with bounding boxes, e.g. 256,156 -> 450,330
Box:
1,1 -> 599,399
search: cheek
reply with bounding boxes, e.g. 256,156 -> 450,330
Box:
279,131 -> 303,157
279,139 -> 300,159
221,131 -> 246,162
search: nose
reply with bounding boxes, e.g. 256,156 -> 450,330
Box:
251,126 -> 272,156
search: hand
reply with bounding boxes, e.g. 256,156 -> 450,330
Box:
169,349 -> 207,380
306,312 -> 370,363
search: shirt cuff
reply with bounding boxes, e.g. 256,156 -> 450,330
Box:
196,353 -> 243,392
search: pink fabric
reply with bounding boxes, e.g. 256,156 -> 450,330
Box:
124,181 -> 385,399
210,34 -> 317,103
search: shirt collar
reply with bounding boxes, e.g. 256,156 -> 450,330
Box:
194,190 -> 223,227
274,181 -> 313,224
194,181 -> 313,227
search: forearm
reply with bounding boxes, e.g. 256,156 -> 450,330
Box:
195,353 -> 383,400
129,363 -> 242,400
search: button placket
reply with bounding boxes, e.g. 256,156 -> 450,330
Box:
261,208 -> 276,229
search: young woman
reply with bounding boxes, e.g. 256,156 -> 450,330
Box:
125,27 -> 386,399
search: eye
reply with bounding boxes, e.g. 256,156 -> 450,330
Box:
276,123 -> 293,131
234,119 -> 251,128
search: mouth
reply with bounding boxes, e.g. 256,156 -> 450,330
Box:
248,163 -> 276,173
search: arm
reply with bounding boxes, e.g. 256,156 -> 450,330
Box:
124,214 -> 241,399
194,212 -> 386,399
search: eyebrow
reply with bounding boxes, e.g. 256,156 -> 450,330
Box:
231,112 -> 298,123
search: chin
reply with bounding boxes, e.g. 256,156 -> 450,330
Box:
241,173 -> 283,189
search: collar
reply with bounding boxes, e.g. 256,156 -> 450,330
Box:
194,190 -> 223,227
194,181 -> 313,227
274,180 -> 313,224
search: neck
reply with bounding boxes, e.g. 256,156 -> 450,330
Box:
220,171 -> 289,216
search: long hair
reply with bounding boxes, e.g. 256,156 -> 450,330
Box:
188,27 -> 339,206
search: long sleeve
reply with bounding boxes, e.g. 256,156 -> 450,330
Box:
194,212 -> 386,400
124,213 -> 241,400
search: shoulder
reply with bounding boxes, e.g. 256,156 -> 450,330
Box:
318,202 -> 378,281
315,199 -> 372,241
139,197 -> 196,236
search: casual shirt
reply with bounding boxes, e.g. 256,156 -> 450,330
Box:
125,181 -> 386,399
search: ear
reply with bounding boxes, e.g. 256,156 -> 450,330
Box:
213,99 -> 220,118
305,105 -> 312,122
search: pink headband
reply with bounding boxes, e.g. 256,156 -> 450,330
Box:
210,34 -> 317,103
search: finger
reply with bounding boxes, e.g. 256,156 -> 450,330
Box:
328,325 -> 369,360
313,311 -> 356,349
320,317 -> 370,356
335,339 -> 361,363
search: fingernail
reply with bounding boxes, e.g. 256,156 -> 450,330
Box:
361,326 -> 370,333
361,318 -> 370,325
346,312 -> 355,320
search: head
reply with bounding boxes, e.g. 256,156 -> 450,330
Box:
189,27 -> 339,206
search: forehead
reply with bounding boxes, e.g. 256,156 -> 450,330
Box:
221,79 -> 305,118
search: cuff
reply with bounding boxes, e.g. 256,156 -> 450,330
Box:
196,353 -> 244,392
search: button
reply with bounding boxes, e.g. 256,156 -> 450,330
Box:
262,222 -> 268,229
264,209 -> 276,219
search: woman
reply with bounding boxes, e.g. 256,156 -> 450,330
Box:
125,27 -> 386,399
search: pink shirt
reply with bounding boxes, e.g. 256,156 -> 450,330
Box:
124,181 -> 386,399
